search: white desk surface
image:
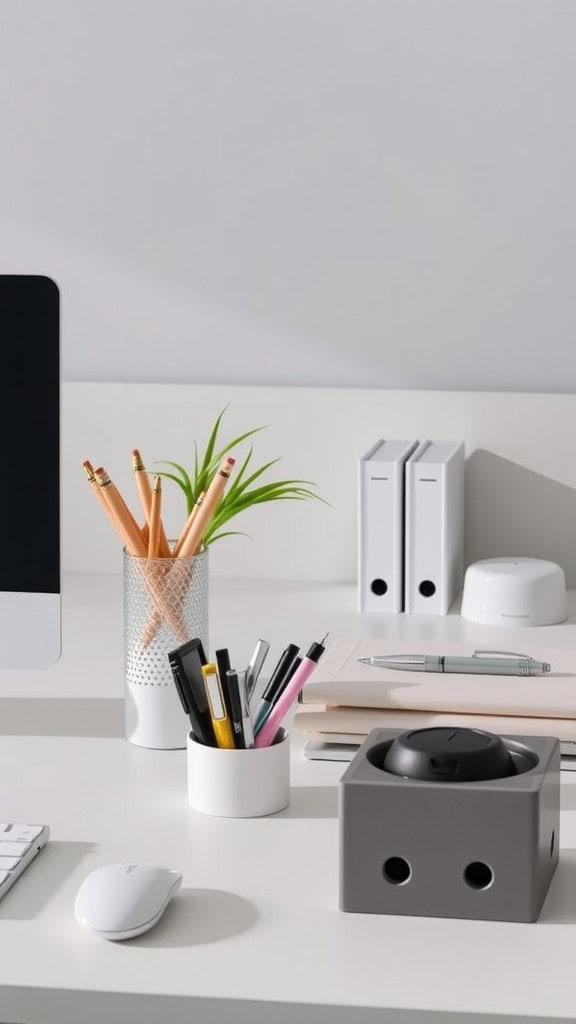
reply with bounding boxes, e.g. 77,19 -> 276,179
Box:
1,574 -> 576,1024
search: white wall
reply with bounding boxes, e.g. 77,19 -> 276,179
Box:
1,1 -> 575,391
65,383 -> 576,584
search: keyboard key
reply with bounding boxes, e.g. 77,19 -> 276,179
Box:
0,842 -> 30,857
0,825 -> 49,904
0,856 -> 20,870
0,825 -> 43,842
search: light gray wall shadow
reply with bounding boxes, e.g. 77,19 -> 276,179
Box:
465,450 -> 576,586
0,699 -> 124,738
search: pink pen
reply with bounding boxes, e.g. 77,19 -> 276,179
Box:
255,635 -> 328,748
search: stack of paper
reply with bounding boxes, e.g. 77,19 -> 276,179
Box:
293,638 -> 576,749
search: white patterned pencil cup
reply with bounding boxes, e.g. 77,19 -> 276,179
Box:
187,729 -> 290,817
124,546 -> 209,749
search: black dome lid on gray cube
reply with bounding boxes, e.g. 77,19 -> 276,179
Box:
369,727 -> 537,782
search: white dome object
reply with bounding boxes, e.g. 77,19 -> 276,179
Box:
461,558 -> 567,627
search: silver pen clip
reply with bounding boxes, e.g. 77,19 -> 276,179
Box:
472,649 -> 532,660
245,638 -> 270,699
237,670 -> 255,749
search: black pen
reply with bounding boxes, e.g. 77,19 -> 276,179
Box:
253,645 -> 300,732
167,640 -> 215,746
215,648 -> 234,721
226,669 -> 245,749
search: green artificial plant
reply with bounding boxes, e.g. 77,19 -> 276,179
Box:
157,408 -> 324,547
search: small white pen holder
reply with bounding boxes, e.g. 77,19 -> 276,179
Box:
187,729 -> 290,817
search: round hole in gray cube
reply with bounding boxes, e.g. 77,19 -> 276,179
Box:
383,857 -> 411,885
464,861 -> 494,890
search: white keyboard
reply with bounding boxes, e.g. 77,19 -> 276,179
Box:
0,824 -> 50,902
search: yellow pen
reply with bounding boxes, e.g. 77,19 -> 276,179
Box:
201,663 -> 236,749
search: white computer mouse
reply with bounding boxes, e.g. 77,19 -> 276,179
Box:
74,863 -> 182,940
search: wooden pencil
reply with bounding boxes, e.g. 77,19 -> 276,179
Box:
93,467 -> 146,556
132,449 -> 170,556
178,457 -> 235,558
148,476 -> 163,558
172,491 -> 206,557
83,460 -> 111,515
89,465 -> 187,642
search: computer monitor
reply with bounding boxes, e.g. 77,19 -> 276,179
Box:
0,275 -> 61,668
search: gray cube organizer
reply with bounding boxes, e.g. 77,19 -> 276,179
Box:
339,727 -> 560,923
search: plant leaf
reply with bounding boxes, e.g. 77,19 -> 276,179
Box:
198,405 -> 228,483
160,407 -> 327,548
154,459 -> 190,484
155,466 -> 193,506
203,529 -> 252,546
220,481 -> 321,512
226,457 -> 281,502
206,427 -> 266,478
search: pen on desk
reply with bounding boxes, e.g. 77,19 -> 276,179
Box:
245,639 -> 270,700
202,663 -> 236,749
255,635 -> 328,748
253,644 -> 300,732
358,651 -> 551,676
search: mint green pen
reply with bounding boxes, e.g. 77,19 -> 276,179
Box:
358,650 -> 551,676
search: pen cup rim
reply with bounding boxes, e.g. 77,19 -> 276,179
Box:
122,543 -> 208,562
187,726 -> 288,753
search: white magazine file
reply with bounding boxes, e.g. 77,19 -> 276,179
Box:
357,439 -> 419,612
404,440 -> 465,614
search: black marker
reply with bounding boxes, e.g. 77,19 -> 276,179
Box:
167,637 -> 215,746
225,669 -> 245,749
253,644 -> 300,732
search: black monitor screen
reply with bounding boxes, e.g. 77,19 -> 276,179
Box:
0,276 -> 59,594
